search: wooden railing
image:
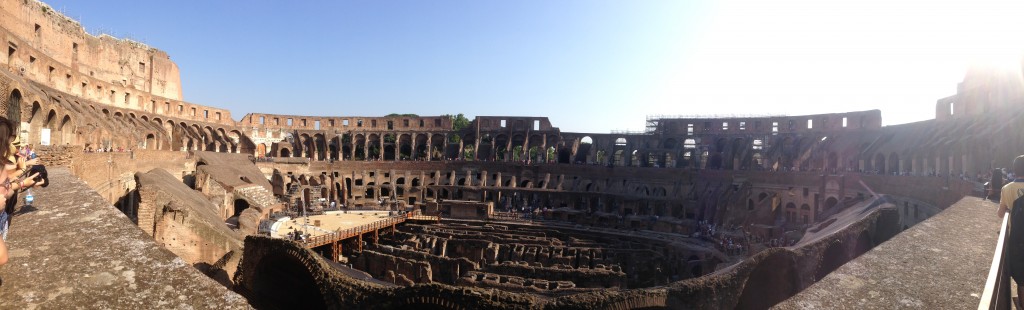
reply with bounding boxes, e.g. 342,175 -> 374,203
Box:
979,211 -> 1011,310
299,215 -> 407,248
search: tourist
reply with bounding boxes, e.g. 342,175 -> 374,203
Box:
998,155 -> 1024,302
988,168 -> 1004,202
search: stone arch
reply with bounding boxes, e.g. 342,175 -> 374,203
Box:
873,153 -> 886,173
28,101 -> 41,124
237,241 -> 328,309
6,89 -> 22,124
824,196 -> 839,210
734,250 -> 800,309
58,114 -> 74,145
815,240 -> 847,280
887,152 -> 900,174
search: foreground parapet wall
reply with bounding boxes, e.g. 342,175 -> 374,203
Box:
775,197 -> 999,309
0,168 -> 251,309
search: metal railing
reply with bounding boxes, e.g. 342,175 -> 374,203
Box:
299,214 -> 407,248
979,211 -> 1011,310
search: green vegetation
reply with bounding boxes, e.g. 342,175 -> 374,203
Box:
385,113 -> 419,117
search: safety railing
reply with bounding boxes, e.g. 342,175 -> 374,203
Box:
979,211 -> 1011,310
300,215 -> 407,248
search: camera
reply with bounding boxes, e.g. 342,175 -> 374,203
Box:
27,165 -> 48,187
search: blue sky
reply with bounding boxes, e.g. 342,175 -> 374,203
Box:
43,0 -> 1024,133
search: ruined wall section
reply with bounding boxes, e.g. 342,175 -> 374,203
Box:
137,168 -> 244,285
0,0 -> 180,100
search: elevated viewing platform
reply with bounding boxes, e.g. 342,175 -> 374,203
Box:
0,168 -> 251,309
775,197 -> 1000,309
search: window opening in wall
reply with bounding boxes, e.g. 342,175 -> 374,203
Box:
110,90 -> 115,103
722,122 -> 728,130
139,62 -> 146,72
203,110 -> 209,118
772,122 -> 779,135
387,120 -> 393,130
178,105 -> 184,113
403,119 -> 409,127
501,120 -> 507,127
434,118 -> 441,126
165,102 -> 170,112
301,119 -> 307,127
842,117 -> 848,127
343,119 -> 350,126
215,112 -> 222,120
788,120 -> 794,130
190,107 -> 196,116
47,66 -> 54,81
315,120 -> 321,130
29,56 -> 35,66
65,73 -> 71,86
755,121 -> 762,130
950,102 -> 955,115
328,120 -> 334,127
274,118 -> 279,125
259,116 -> 265,124
752,139 -> 763,150
806,119 -> 813,129
151,100 -> 156,112
34,24 -> 40,37
357,119 -> 363,127
287,118 -> 293,126
704,121 -> 711,131
419,119 -> 425,127
6,44 -> 14,64
534,120 -> 540,130
687,123 -> 694,135
72,42 -> 78,58
739,121 -> 746,130
125,93 -> 131,104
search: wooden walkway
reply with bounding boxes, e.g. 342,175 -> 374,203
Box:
300,215 -> 407,248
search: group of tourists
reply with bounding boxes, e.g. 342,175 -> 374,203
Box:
83,146 -> 131,153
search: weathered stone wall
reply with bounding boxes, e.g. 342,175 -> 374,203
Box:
136,168 -> 244,285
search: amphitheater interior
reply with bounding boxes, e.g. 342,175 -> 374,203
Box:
0,0 -> 1019,309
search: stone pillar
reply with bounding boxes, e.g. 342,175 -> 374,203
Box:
379,133 -> 385,160
426,135 -> 433,161
541,134 -> 548,163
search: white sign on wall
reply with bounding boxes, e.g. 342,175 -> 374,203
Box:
40,128 -> 50,146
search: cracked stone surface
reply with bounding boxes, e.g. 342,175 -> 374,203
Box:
774,197 -> 1000,309
0,168 -> 252,309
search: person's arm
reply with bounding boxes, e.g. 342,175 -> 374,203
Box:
0,236 -> 9,265
999,187 -> 1010,218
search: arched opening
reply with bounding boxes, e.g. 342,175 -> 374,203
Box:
247,252 -> 327,309
735,251 -> 799,309
815,241 -> 847,280
825,197 -> 839,210
7,90 -> 21,123
234,199 -> 250,217
281,148 -> 291,158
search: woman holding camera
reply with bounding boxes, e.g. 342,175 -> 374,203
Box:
0,116 -> 43,266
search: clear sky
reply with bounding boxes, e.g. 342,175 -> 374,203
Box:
43,0 -> 1024,133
